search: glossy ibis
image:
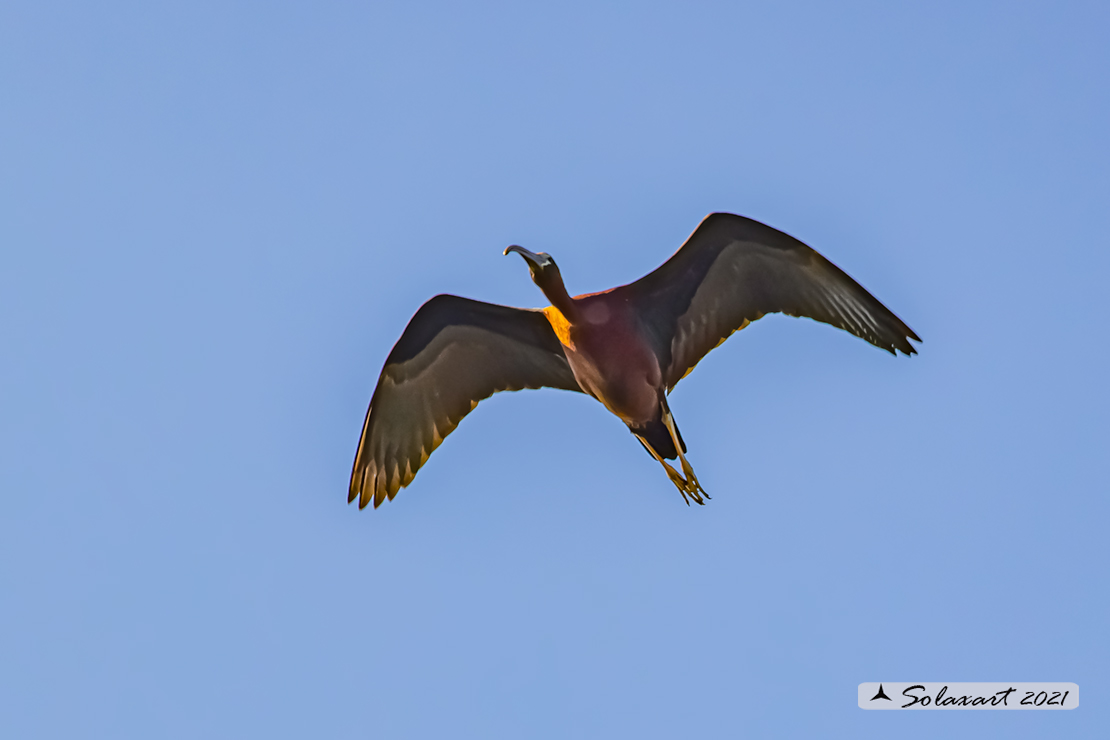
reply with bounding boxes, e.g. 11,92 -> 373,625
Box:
350,213 -> 920,509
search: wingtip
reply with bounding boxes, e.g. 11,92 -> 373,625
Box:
350,464 -> 370,509
892,340 -> 917,357
902,330 -> 922,356
348,472 -> 362,506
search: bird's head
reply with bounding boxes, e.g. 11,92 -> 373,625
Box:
504,245 -> 562,289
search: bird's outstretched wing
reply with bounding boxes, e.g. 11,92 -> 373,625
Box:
623,213 -> 921,390
350,294 -> 583,509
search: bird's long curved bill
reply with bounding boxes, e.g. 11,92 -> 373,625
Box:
504,244 -> 544,268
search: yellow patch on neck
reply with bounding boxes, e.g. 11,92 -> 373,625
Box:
542,305 -> 574,349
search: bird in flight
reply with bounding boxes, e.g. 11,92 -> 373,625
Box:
350,213 -> 920,509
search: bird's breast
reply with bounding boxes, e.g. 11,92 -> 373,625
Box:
557,319 -> 662,426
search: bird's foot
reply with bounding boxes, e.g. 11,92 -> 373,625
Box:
680,456 -> 710,501
662,460 -> 707,506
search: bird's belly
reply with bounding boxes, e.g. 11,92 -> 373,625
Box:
564,344 -> 660,426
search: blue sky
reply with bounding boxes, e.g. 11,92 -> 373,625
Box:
2,1 -> 1107,737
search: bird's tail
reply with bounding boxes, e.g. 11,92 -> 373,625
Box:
629,395 -> 687,461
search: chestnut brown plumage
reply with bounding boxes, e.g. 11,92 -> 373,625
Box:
350,213 -> 920,509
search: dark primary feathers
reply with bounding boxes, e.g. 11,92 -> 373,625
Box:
623,213 -> 921,390
349,294 -> 582,509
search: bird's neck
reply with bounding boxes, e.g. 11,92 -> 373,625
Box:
538,271 -> 579,322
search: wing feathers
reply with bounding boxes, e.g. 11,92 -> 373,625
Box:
624,213 -> 919,389
350,295 -> 582,509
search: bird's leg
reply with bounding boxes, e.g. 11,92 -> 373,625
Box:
634,430 -> 701,505
678,454 -> 709,501
634,437 -> 701,505
663,459 -> 699,506
660,402 -> 710,502
661,452 -> 703,506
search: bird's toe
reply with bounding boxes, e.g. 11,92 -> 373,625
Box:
679,457 -> 709,502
